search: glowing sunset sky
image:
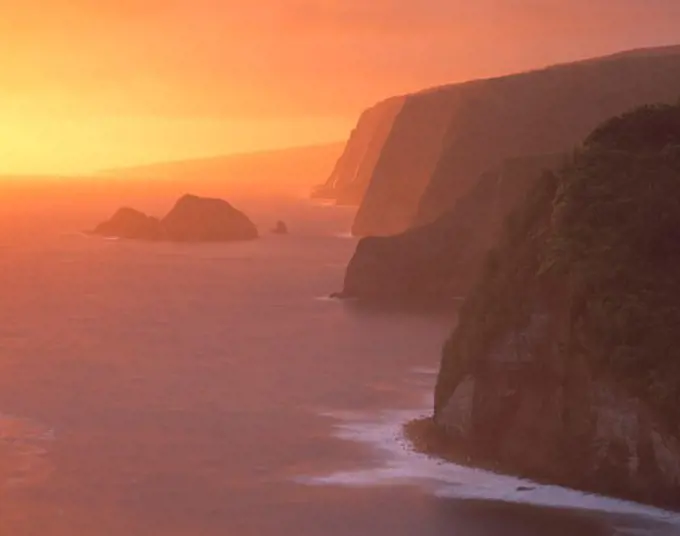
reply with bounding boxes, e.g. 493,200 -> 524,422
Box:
1,0 -> 680,173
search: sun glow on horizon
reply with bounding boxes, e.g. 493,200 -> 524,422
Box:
2,1 -> 680,176
0,113 -> 351,176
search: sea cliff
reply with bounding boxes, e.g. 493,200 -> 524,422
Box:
325,46 -> 680,238
332,46 -> 680,310
312,97 -> 404,205
428,103 -> 680,509
338,155 -> 563,305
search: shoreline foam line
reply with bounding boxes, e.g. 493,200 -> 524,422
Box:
295,401 -> 680,533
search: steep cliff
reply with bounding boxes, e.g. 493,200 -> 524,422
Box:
416,50 -> 680,227
351,91 -> 465,235
351,46 -> 680,236
338,154 -> 563,305
312,97 -> 404,205
431,103 -> 680,509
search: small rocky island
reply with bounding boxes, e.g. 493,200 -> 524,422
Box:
92,207 -> 164,240
92,194 -> 258,242
271,220 -> 288,235
415,103 -> 680,510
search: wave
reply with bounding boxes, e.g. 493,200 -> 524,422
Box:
333,232 -> 356,239
314,295 -> 341,302
410,367 -> 439,376
296,402 -> 680,535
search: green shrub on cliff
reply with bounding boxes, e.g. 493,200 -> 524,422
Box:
436,102 -> 680,425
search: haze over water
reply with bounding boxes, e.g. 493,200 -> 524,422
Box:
0,199 -> 678,536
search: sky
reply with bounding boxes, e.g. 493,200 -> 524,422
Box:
2,0 -> 680,173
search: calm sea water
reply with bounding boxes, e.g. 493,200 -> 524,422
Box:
1,198 -> 679,536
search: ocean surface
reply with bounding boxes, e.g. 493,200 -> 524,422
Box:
1,198 -> 679,536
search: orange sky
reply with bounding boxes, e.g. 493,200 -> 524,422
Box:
2,0 -> 680,173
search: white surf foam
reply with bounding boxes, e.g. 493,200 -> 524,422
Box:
296,404 -> 680,533
334,232 -> 356,239
76,231 -> 119,241
410,367 -> 439,376
314,295 -> 359,303
314,295 -> 341,302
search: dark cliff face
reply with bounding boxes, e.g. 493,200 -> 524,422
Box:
312,97 -> 404,205
92,195 -> 258,242
349,46 -> 680,236
339,155 -> 563,305
433,104 -> 680,509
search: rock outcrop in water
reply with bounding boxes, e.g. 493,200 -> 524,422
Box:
339,46 -> 680,237
312,97 -> 404,206
272,221 -> 288,235
337,154 -> 563,305
430,103 -> 680,509
92,194 -> 258,242
161,195 -> 258,242
93,207 -> 164,240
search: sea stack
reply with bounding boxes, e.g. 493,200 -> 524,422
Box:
91,194 -> 258,242
161,195 -> 258,242
271,221 -> 289,235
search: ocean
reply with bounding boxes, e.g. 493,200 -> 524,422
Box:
1,198 -> 679,536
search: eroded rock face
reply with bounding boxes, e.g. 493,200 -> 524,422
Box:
433,104 -> 680,509
417,51 -> 680,227
92,195 -> 258,242
161,195 -> 258,242
351,90 -> 459,236
437,298 -> 680,508
350,46 -> 680,236
338,155 -> 562,305
92,207 -> 163,240
312,97 -> 404,206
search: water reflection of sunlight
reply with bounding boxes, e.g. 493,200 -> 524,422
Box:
0,413 -> 55,489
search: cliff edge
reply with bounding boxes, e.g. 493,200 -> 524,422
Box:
338,154 -> 563,305
351,46 -> 680,236
431,103 -> 680,509
312,97 -> 404,205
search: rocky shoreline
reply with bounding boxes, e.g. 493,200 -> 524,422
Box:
403,417 -> 680,512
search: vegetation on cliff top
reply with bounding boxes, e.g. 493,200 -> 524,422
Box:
436,102 -> 680,426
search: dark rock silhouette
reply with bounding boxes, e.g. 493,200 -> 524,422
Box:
92,207 -> 163,240
338,45 -> 680,236
338,155 -> 563,305
431,103 -> 680,510
91,195 -> 258,242
161,195 -> 258,242
271,221 -> 288,235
